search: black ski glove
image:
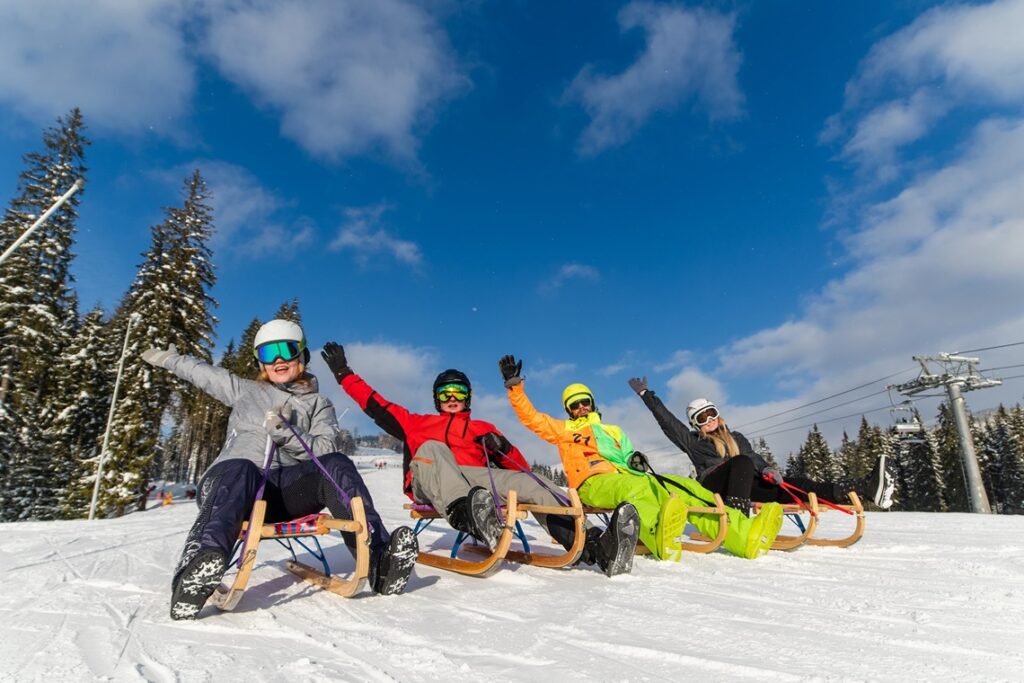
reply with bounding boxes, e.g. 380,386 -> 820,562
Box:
628,451 -> 652,474
498,354 -> 523,388
475,432 -> 513,463
628,376 -> 648,396
321,342 -> 353,382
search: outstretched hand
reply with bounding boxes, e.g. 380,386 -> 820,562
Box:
321,342 -> 352,382
498,355 -> 523,388
628,376 -> 648,395
141,344 -> 178,367
761,467 -> 783,485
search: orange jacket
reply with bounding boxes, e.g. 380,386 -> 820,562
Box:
508,382 -> 634,489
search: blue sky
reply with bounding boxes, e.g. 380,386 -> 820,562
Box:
2,0 -> 1023,466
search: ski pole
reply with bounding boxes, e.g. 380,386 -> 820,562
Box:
0,179 -> 84,267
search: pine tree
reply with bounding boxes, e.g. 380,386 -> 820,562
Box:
751,436 -> 779,469
784,449 -> 805,479
51,308 -> 116,518
1002,405 -> 1024,513
835,431 -> 857,492
979,405 -> 1024,514
797,425 -> 839,483
934,402 -> 969,512
75,171 -> 218,517
893,412 -> 945,512
848,418 -> 883,486
0,109 -> 89,520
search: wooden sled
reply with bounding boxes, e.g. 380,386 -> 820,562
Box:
404,489 -> 587,575
584,492 -> 730,556
804,491 -> 865,548
210,497 -> 371,611
752,493 -> 819,551
746,491 -> 865,550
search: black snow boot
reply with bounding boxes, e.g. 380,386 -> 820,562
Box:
467,486 -> 502,551
445,495 -> 473,536
170,548 -> 228,620
545,514 -> 580,552
726,495 -> 752,516
595,502 -> 640,577
369,526 -> 418,596
576,526 -> 604,566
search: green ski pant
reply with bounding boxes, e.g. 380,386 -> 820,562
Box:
578,471 -> 755,559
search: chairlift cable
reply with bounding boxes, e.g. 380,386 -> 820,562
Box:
954,340 -> 1024,354
732,367 -> 915,430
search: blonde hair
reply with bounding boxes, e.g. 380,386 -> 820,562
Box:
698,418 -> 740,458
257,362 -> 313,387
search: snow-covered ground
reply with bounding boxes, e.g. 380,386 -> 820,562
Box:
2,465 -> 1022,682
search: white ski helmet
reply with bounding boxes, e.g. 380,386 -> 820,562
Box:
686,398 -> 718,429
253,319 -> 308,364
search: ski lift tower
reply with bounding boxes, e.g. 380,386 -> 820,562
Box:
892,353 -> 1001,513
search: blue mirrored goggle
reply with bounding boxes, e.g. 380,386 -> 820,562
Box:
255,340 -> 304,364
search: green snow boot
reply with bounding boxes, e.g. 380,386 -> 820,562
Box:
741,502 -> 783,559
655,495 -> 688,561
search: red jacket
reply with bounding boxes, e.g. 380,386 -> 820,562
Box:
340,372 -> 530,497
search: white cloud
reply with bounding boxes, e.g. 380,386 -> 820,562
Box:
713,2 -> 1024,460
527,362 -> 577,385
826,0 -> 1024,171
329,204 -> 422,267
540,262 -> 599,292
719,118 -> 1024,457
565,2 -> 743,155
199,0 -> 467,161
0,0 -> 193,134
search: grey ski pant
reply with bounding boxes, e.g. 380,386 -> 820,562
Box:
409,440 -> 585,544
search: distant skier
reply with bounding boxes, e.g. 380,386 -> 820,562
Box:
321,342 -> 636,576
143,319 -> 417,621
627,379 -> 896,510
500,355 -> 784,561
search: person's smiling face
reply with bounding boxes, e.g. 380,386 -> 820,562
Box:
264,357 -> 302,384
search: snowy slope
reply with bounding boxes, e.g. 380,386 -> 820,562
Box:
2,466 -> 1022,682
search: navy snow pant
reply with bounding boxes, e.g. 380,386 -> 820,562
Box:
700,454 -> 843,504
175,454 -> 390,578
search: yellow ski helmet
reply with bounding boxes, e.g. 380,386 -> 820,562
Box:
562,383 -> 595,416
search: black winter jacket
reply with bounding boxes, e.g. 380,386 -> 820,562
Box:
639,390 -> 770,481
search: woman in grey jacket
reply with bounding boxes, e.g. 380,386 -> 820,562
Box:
143,319 -> 416,620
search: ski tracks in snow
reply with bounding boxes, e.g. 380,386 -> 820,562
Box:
1,468 -> 1023,681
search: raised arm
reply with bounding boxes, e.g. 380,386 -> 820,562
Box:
500,354 -> 564,444
323,342 -> 412,441
143,345 -> 244,406
631,381 -> 699,453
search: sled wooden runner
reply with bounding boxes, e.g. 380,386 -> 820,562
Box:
584,492 -> 730,556
467,488 -> 587,569
754,493 -> 819,551
406,490 -> 521,576
742,491 -> 864,550
210,496 -> 371,611
804,491 -> 865,548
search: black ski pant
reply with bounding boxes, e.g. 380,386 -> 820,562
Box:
177,454 -> 391,574
699,455 -> 843,505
